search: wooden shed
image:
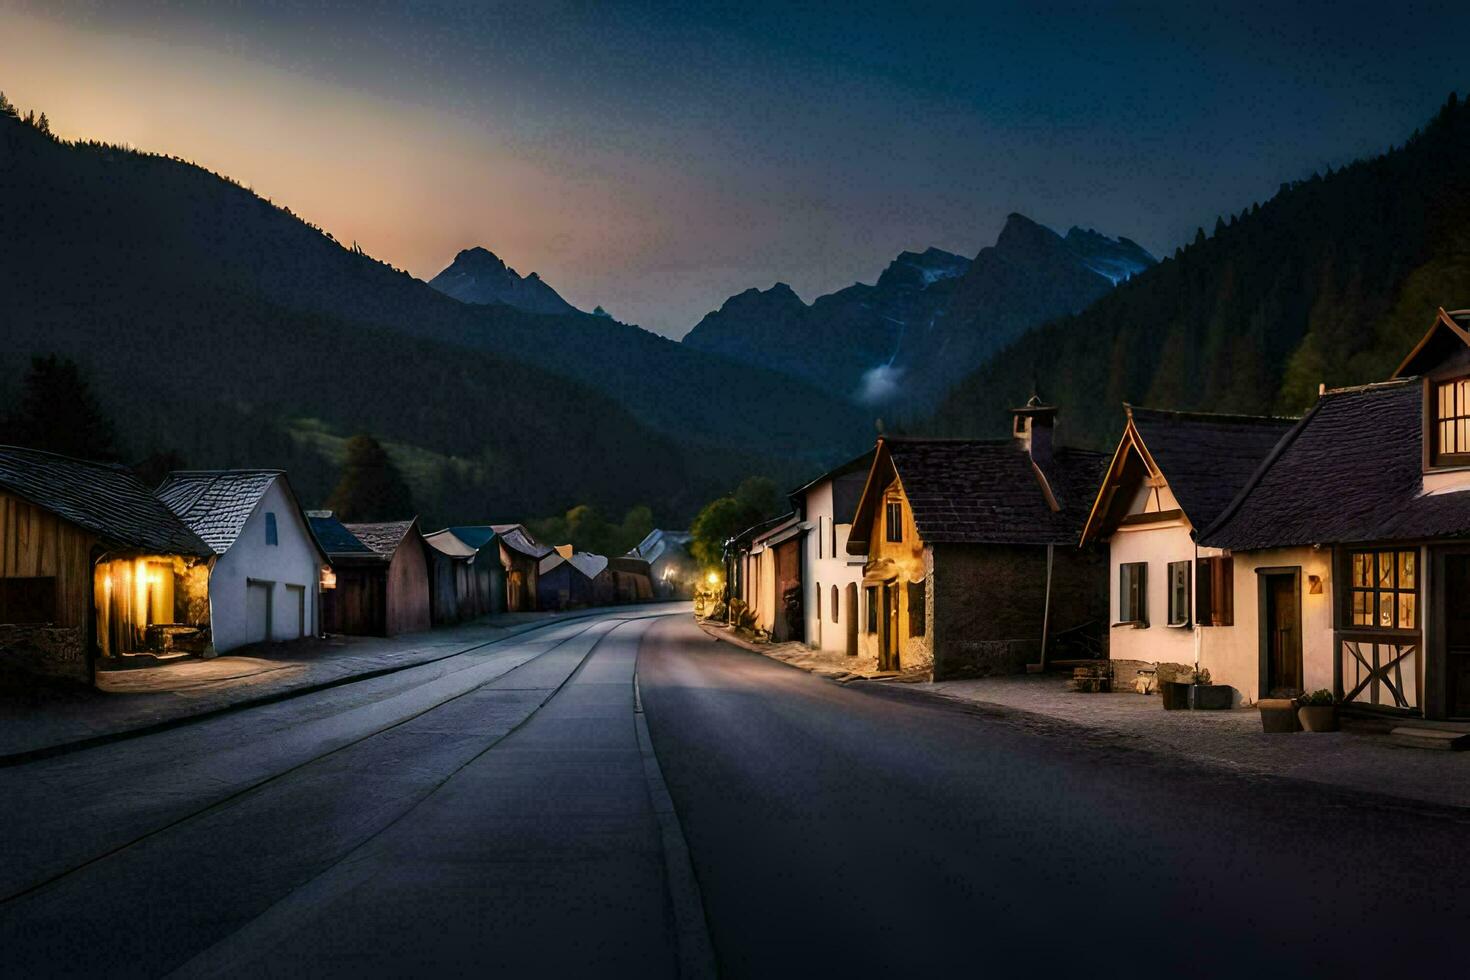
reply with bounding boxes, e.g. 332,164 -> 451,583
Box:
0,446 -> 213,682
608,554 -> 655,604
347,520 -> 433,635
537,550 -> 610,610
309,513 -> 433,637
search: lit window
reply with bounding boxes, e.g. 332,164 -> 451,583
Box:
1349,549 -> 1416,630
1434,378 -> 1470,464
265,512 -> 279,546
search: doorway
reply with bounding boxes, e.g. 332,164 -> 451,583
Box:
845,583 -> 858,657
1259,568 -> 1302,697
1443,555 -> 1470,717
878,581 -> 900,671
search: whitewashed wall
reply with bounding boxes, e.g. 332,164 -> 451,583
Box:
209,479 -> 321,652
799,480 -> 864,654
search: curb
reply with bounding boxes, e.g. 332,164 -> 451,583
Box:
0,609 -> 625,769
634,670 -> 717,980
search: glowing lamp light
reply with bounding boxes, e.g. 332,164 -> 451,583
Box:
320,566 -> 337,590
706,571 -> 720,587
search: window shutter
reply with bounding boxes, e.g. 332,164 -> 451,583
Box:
1214,555 -> 1234,626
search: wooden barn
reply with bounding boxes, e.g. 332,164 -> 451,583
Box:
309,513 -> 433,637
421,529 -> 494,626
608,554 -> 655,603
0,446 -> 213,682
436,525 -> 552,613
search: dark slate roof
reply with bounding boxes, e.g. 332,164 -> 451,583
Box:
447,525 -> 499,550
307,511 -> 377,560
1201,379 -> 1470,549
729,512 -> 796,549
0,446 -> 211,556
866,438 -> 1107,546
156,471 -> 282,555
789,449 -> 877,513
1129,407 -> 1296,530
492,524 -> 554,560
347,520 -> 417,559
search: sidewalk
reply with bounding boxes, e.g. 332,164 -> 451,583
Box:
0,604 -> 678,763
907,673 -> 1470,811
695,620 -> 924,682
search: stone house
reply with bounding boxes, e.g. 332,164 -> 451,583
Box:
1079,407 -> 1295,697
846,401 -> 1108,678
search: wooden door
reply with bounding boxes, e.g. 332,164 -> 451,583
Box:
878,582 -> 900,671
1444,556 -> 1470,717
1265,573 -> 1302,696
845,583 -> 858,657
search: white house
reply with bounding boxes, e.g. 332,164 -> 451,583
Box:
791,451 -> 872,655
1080,407 -> 1294,698
157,470 -> 325,653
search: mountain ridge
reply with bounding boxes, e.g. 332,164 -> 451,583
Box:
428,246 -> 580,316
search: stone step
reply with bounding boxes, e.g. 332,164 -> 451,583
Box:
1389,726 -> 1470,751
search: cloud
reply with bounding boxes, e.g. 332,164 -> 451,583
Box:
857,363 -> 903,404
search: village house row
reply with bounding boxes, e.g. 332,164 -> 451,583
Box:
726,308 -> 1470,722
0,455 -> 695,683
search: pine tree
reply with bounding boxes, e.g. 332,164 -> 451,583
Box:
0,91 -> 16,119
1,355 -> 120,461
36,112 -> 50,135
324,434 -> 414,522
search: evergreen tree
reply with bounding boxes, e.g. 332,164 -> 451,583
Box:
1,355 -> 120,461
325,434 -> 414,522
0,91 -> 16,119
36,112 -> 49,136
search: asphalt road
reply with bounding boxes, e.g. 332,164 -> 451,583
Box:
637,616 -> 1470,979
5,607 -> 1470,978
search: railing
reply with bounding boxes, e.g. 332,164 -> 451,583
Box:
1338,631 -> 1419,711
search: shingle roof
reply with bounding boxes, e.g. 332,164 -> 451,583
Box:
855,438 -> 1107,546
307,511 -> 377,560
346,520 -> 417,559
1128,407 -> 1296,530
0,446 -> 211,556
1200,379 -> 1470,549
156,470 -> 283,555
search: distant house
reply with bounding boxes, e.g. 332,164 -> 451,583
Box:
633,529 -> 696,598
429,524 -> 551,614
1079,407 -> 1295,696
608,554 -> 656,604
727,512 -> 803,641
421,528 -> 501,624
847,400 -> 1108,677
0,446 -> 213,682
792,450 -> 873,656
157,470 -> 326,653
309,511 -> 432,636
537,549 -> 610,610
1198,308 -> 1470,719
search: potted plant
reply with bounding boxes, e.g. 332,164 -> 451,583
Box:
1257,697 -> 1301,733
1187,667 -> 1233,710
1297,689 -> 1339,732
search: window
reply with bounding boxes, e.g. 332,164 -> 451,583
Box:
831,519 -> 837,558
265,512 -> 279,546
1167,561 -> 1191,627
816,582 -> 822,621
1349,549 -> 1416,630
0,576 -> 57,624
817,518 -> 824,559
885,499 -> 903,543
1119,562 -> 1147,625
1195,556 -> 1234,626
865,585 -> 878,633
831,585 -> 839,624
908,579 -> 926,637
1434,377 -> 1470,465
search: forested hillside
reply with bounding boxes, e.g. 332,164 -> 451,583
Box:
931,94 -> 1470,447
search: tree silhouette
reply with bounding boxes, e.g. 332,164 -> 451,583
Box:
325,434 -> 414,522
2,355 -> 120,461
689,476 -> 783,568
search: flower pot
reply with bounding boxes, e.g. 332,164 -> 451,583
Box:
1189,684 -> 1233,710
1160,681 -> 1191,710
1257,698 -> 1301,733
1298,705 -> 1339,732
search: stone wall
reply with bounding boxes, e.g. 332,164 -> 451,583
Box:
0,624 -> 90,683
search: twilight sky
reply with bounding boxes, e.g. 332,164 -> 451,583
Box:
3,1 -> 1469,337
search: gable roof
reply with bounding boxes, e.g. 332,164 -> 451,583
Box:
1199,378 -> 1470,549
1081,407 -> 1295,542
345,520 -> 418,559
155,470 -> 280,555
539,550 -> 609,579
634,528 -> 693,563
0,446 -> 211,556
423,528 -> 477,559
492,524 -> 554,560
307,511 -> 377,560
788,449 -> 877,518
1393,307 -> 1470,378
849,437 -> 1106,548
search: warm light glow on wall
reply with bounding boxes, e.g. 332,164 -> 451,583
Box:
321,566 -> 338,590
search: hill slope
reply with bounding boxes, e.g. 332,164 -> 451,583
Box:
683,217 -> 1152,412
930,95 -> 1470,448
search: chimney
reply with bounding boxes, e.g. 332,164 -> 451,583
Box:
1011,395 -> 1057,469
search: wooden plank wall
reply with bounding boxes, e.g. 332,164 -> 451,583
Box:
0,490 -> 97,628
